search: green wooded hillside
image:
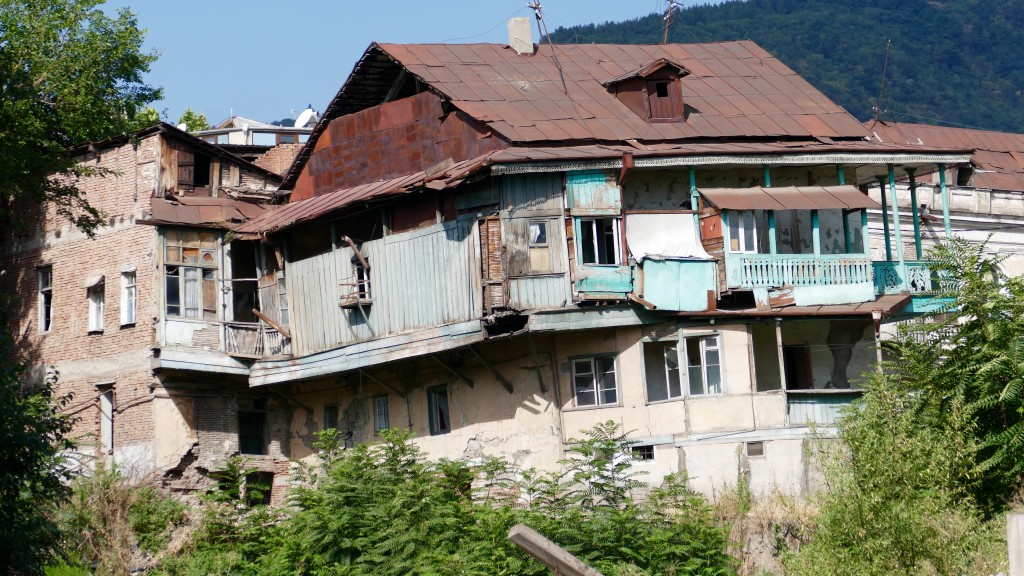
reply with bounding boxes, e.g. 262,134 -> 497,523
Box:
548,0 -> 1024,133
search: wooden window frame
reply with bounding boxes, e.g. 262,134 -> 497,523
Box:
571,355 -> 619,408
427,386 -> 451,436
684,333 -> 723,396
38,266 -> 53,333
163,229 -> 219,320
577,217 -> 622,266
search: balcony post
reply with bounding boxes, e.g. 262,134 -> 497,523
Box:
837,165 -> 853,253
888,164 -> 906,265
906,167 -> 922,260
689,167 -> 699,231
878,175 -> 892,261
939,163 -> 952,239
861,208 -> 870,257
764,166 -> 777,255
811,210 -> 821,256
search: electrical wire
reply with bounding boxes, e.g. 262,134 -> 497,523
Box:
441,6 -> 530,43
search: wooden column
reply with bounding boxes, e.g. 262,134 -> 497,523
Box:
764,166 -> 777,255
878,175 -> 892,261
888,164 -> 906,264
939,163 -> 952,239
906,167 -> 922,260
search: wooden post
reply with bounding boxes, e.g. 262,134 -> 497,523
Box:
878,175 -> 892,261
689,166 -> 700,230
888,164 -> 906,265
906,167 -> 922,260
508,524 -> 606,576
938,163 -> 952,239
1010,512 -> 1024,576
764,166 -> 777,255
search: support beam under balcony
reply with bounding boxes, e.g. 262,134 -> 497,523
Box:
907,167 -> 922,259
939,163 -> 952,239
877,176 -> 892,261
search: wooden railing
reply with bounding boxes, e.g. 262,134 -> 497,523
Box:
224,322 -> 291,357
873,261 -> 945,295
732,254 -> 873,289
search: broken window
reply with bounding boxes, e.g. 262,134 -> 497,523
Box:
427,386 -> 450,435
87,280 -> 105,333
572,356 -> 618,407
728,210 -> 758,253
783,343 -> 813,390
38,266 -> 53,332
164,229 -> 218,320
354,256 -> 370,300
644,341 -> 682,402
579,218 -> 621,265
120,271 -> 136,326
684,334 -> 722,396
373,395 -> 390,433
238,397 -> 268,455
527,220 -> 552,273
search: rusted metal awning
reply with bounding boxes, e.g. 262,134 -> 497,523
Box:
700,185 -> 879,211
141,195 -> 270,229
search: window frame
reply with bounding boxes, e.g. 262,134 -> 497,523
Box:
38,266 -> 53,333
373,395 -> 390,433
577,217 -> 622,266
427,386 -> 451,436
238,397 -> 269,456
727,210 -> 758,254
570,354 -> 619,408
323,404 -> 338,431
163,228 -> 219,321
526,219 -> 553,273
120,271 -> 137,326
683,333 -> 723,397
642,340 -> 683,403
87,281 -> 105,333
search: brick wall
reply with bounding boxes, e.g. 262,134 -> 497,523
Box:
0,133 -> 164,471
253,143 -> 303,176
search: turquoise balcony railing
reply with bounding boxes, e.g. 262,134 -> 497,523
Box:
872,260 -> 944,295
727,253 -> 873,290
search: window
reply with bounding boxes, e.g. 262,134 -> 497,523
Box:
644,341 -> 682,402
427,386 -> 450,435
323,404 -> 338,431
277,274 -> 289,325
745,441 -> 765,458
646,79 -> 683,120
685,335 -> 722,396
579,218 -> 620,265
87,281 -> 104,333
98,385 -> 114,455
38,266 -> 53,332
528,220 -> 552,273
164,229 -> 218,320
353,256 -> 370,300
373,395 -> 390,433
120,271 -> 136,326
728,210 -> 758,253
238,398 -> 268,455
572,356 -> 618,407
631,444 -> 655,461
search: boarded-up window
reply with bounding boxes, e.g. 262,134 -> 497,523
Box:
646,79 -> 683,120
508,218 -> 555,276
480,216 -> 506,311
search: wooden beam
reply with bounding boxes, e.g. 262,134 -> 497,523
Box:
627,292 -> 657,310
507,524 -> 605,576
251,308 -> 291,339
431,354 -> 474,388
340,235 -> 370,271
357,369 -> 404,396
383,69 -> 408,103
526,334 -> 547,394
468,345 -> 513,394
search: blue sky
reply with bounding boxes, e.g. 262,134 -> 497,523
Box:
103,1 -> 667,126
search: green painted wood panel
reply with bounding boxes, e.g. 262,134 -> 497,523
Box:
642,259 -> 716,312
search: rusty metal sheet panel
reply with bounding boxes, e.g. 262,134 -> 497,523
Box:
822,186 -> 880,209
700,187 -> 783,211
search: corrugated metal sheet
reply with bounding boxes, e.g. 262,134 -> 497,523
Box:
868,120 -> 1024,191
288,219 -> 481,357
145,195 -> 269,228
700,185 -> 878,210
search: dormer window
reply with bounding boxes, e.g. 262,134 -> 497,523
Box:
603,58 -> 689,123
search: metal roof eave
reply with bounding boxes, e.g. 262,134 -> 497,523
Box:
491,152 -> 974,176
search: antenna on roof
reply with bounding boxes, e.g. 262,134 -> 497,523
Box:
872,38 -> 893,123
528,2 -> 568,94
663,0 -> 681,44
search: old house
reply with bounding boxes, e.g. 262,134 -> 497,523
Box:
2,26 -> 984,500
0,123 -> 289,492
220,28 -> 971,497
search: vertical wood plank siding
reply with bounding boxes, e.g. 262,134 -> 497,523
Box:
288,219 -> 481,356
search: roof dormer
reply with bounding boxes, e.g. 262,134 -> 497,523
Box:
603,59 -> 689,122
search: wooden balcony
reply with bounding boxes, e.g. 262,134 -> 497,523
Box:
729,253 -> 873,290
872,260 -> 943,295
224,322 -> 291,358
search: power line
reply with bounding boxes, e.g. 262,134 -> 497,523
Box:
440,6 -> 530,43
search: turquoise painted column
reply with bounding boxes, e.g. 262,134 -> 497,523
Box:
878,175 -> 892,261
764,166 -> 777,255
939,163 -> 952,239
811,210 -> 821,255
906,167 -> 922,260
888,164 -> 906,265
838,165 -> 852,253
689,167 -> 699,230
861,208 -> 870,257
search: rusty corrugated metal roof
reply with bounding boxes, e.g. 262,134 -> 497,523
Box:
700,185 -> 879,211
234,153 -> 494,236
144,195 -> 270,229
867,120 -> 1024,191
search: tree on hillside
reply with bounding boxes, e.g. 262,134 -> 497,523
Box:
177,108 -> 208,132
0,0 -> 160,236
